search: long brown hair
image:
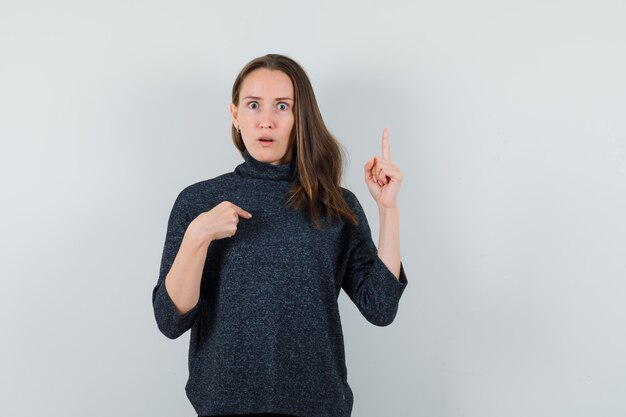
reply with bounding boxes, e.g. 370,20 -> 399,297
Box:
231,53 -> 358,230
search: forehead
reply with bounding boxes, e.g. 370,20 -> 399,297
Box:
240,68 -> 293,99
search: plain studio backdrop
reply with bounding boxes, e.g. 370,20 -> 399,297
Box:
1,1 -> 625,416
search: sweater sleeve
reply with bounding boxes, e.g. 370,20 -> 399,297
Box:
151,188 -> 201,339
341,190 -> 408,326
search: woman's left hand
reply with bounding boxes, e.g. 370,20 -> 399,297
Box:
364,128 -> 403,209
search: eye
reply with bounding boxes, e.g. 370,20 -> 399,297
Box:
247,101 -> 259,110
277,102 -> 289,111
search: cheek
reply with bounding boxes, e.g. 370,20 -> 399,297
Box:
285,113 -> 295,127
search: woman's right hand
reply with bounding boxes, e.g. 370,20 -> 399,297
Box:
187,201 -> 253,245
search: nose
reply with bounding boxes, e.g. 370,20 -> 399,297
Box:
259,109 -> 274,129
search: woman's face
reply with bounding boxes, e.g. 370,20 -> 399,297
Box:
230,68 -> 296,165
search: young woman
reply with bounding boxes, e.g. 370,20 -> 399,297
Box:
152,54 -> 408,417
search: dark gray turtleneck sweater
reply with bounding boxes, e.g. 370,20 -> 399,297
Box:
152,148 -> 408,417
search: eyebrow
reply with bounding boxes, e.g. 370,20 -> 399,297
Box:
242,95 -> 294,102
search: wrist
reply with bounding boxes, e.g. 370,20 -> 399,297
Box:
378,205 -> 400,214
185,224 -> 213,249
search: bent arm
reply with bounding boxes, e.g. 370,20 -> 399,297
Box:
165,232 -> 210,315
152,190 -> 207,339
341,190 -> 408,326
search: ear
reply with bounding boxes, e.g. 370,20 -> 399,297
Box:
229,102 -> 239,127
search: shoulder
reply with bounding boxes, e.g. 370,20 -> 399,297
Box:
339,186 -> 370,234
174,172 -> 239,212
340,186 -> 357,205
179,172 -> 236,200
340,186 -> 365,216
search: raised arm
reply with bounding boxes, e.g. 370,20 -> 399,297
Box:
365,127 -> 404,278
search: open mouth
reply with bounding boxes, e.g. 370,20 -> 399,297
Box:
258,137 -> 274,142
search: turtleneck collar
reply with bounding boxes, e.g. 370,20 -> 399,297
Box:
234,148 -> 296,182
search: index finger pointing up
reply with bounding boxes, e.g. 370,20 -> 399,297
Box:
382,127 -> 391,161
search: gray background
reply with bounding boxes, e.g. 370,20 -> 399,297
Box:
1,1 -> 625,416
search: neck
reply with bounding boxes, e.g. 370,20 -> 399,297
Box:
234,148 -> 296,181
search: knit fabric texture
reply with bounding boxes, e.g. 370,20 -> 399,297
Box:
152,148 -> 409,417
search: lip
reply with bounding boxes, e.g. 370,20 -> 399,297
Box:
258,137 -> 274,147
